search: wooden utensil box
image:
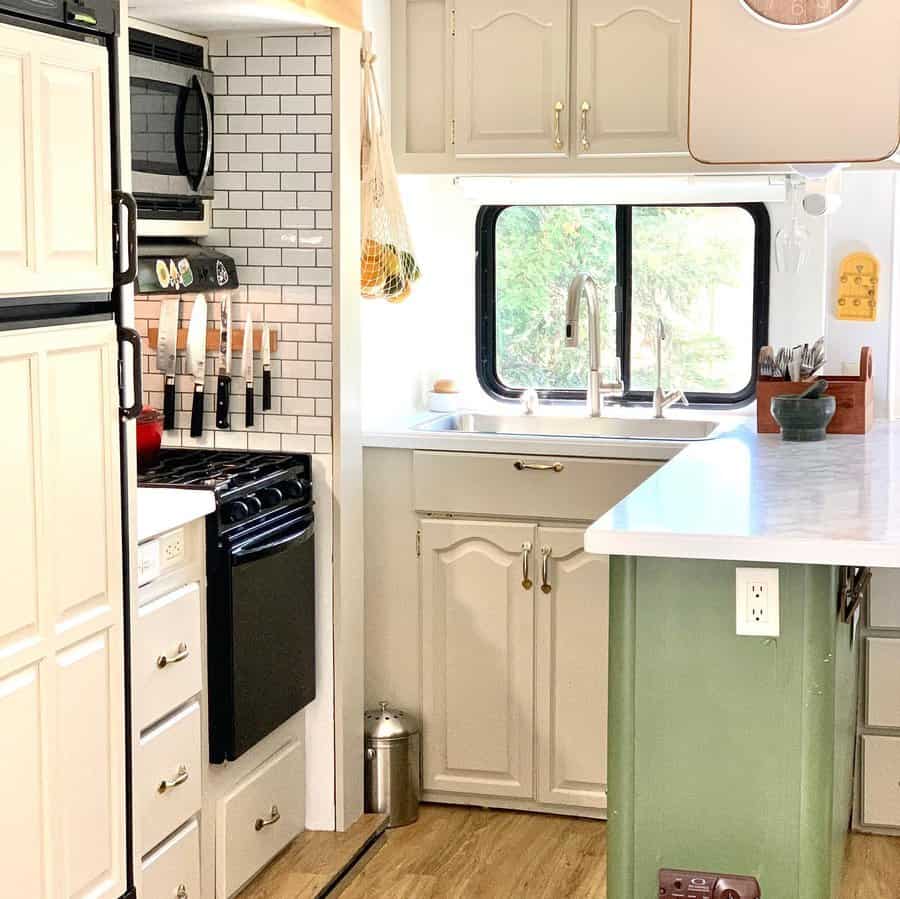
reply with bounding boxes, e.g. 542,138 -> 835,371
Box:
756,346 -> 874,435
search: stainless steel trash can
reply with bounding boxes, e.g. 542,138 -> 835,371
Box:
364,701 -> 420,827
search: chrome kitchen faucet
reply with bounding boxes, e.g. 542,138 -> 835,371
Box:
565,274 -> 623,417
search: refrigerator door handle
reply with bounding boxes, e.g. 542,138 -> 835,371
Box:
112,191 -> 138,287
118,327 -> 143,421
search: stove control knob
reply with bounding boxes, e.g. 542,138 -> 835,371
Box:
224,500 -> 250,523
282,478 -> 309,500
244,494 -> 263,516
258,487 -> 284,509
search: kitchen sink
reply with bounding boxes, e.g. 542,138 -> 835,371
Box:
415,412 -> 721,441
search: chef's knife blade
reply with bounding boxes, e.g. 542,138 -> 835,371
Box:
215,294 -> 232,429
185,293 -> 208,438
156,296 -> 180,430
261,321 -> 272,411
242,309 -> 255,428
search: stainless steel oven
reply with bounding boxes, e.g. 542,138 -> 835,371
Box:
129,25 -> 214,236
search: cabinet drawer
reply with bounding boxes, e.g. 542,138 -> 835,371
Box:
413,451 -> 660,521
217,740 -> 304,898
869,570 -> 900,629
138,701 -> 202,854
866,638 -> 900,728
862,735 -> 900,828
135,583 -> 202,730
141,818 -> 201,899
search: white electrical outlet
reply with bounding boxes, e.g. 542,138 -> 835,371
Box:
160,528 -> 185,569
735,567 -> 780,637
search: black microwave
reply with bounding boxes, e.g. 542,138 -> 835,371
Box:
129,27 -> 214,231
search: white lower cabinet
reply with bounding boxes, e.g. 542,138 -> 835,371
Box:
535,526 -> 609,809
420,517 -> 608,813
217,740 -> 305,898
861,736 -> 900,829
141,819 -> 201,899
139,701 -> 203,854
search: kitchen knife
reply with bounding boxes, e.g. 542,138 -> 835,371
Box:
261,322 -> 272,411
242,309 -> 255,428
186,293 -> 208,438
156,295 -> 180,430
215,294 -> 232,429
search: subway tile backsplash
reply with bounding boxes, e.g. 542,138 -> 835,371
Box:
137,29 -> 334,455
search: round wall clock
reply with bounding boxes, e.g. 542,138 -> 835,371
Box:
742,0 -> 853,26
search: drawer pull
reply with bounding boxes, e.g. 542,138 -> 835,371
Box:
540,545 -> 552,594
513,460 -> 564,473
157,642 -> 190,669
521,542 -> 533,590
255,804 -> 281,831
176,886 -> 188,899
158,765 -> 189,794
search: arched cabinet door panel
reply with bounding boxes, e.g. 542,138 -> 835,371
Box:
689,0 -> 900,165
453,0 -> 570,158
420,518 -> 536,798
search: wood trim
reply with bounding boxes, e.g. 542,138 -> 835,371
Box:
290,0 -> 362,30
146,327 -> 277,354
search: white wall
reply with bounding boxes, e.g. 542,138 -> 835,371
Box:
360,171 -> 898,423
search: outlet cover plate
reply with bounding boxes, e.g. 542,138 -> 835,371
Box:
736,567 -> 780,637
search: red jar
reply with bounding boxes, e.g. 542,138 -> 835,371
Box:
136,406 -> 164,472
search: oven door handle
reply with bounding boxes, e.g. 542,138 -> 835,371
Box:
231,520 -> 314,565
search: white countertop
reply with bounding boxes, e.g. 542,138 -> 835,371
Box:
136,487 -> 216,544
585,422 -> 900,567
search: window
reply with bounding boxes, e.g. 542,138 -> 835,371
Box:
476,203 -> 770,405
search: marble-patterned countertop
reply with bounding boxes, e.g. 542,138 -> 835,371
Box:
136,487 -> 216,544
585,423 -> 900,567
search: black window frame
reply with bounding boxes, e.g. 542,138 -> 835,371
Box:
476,202 -> 771,407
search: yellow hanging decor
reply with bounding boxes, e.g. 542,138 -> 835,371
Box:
836,251 -> 879,322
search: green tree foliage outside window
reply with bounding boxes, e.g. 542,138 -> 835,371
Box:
493,204 -> 758,398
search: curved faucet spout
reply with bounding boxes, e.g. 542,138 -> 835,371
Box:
564,273 -> 622,416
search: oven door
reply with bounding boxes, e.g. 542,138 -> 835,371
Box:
130,56 -> 215,200
208,511 -> 316,763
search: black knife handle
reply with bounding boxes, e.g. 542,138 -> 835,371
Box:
163,378 -> 176,431
190,385 -> 204,438
245,385 -> 255,428
216,375 -> 231,429
262,368 -> 272,410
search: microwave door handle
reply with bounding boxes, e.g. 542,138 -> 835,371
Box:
194,75 -> 213,192
231,520 -> 314,565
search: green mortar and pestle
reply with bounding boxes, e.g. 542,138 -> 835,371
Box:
770,379 -> 836,442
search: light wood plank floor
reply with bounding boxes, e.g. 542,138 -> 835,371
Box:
243,805 -> 900,898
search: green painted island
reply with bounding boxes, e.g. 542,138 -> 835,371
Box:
583,425 -> 900,898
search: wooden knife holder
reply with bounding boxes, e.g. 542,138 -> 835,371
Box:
147,327 -> 277,354
756,346 -> 874,435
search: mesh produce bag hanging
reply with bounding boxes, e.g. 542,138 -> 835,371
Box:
360,33 -> 420,302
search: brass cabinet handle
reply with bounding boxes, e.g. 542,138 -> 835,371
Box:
176,886 -> 188,899
540,545 -> 552,594
158,765 -> 189,794
255,804 -> 281,832
513,460 -> 564,473
521,542 -> 533,590
157,642 -> 189,669
580,101 -> 591,152
553,100 -> 564,150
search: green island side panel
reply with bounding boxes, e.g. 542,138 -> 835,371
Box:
607,557 -> 858,899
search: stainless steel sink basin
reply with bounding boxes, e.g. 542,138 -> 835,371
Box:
415,412 -> 720,441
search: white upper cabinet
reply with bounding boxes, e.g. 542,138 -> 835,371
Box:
574,0 -> 688,156
0,23 -> 112,297
689,0 -> 900,165
453,0 -> 570,157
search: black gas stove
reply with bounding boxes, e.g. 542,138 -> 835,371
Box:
139,449 -> 313,534
139,448 -> 316,762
